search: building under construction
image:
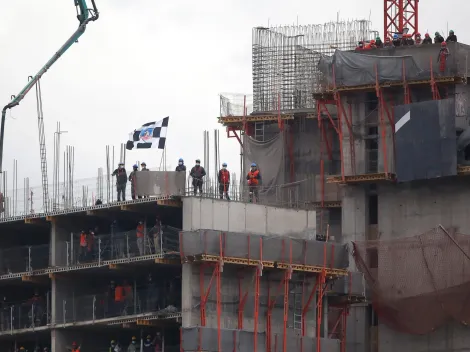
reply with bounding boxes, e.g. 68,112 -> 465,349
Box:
3,7 -> 470,352
218,16 -> 470,352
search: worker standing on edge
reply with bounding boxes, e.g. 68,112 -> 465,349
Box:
175,158 -> 186,172
218,162 -> 231,200
190,159 -> 206,196
112,162 -> 127,202
79,230 -> 87,263
136,221 -> 145,256
383,37 -> 393,47
422,33 -> 432,44
375,36 -> 383,48
68,341 -> 80,352
434,32 -> 444,44
415,33 -> 422,45
437,42 -> 450,74
446,30 -> 457,43
392,34 -> 401,47
127,337 -> 138,352
140,162 -> 149,198
129,164 -> 139,200
247,163 -> 261,203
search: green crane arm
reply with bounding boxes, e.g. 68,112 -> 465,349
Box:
0,0 -> 99,172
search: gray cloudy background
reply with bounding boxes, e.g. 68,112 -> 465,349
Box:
0,0 -> 466,187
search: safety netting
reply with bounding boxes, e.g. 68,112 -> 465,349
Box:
353,226 -> 470,334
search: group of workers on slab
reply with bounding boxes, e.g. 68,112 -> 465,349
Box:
62,334 -> 162,352
175,158 -> 262,203
110,157 -> 263,204
355,30 -> 457,50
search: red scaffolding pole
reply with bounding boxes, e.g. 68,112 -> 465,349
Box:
384,0 -> 419,39
253,237 -> 262,352
430,58 -> 442,100
282,239 -> 293,352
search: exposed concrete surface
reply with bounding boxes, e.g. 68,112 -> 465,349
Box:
182,196 -> 316,238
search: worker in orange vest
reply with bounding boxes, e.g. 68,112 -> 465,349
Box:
79,230 -> 88,263
136,221 -> 145,256
68,341 -> 80,351
437,41 -> 450,73
218,162 -> 231,200
246,163 -> 261,203
114,284 -> 125,315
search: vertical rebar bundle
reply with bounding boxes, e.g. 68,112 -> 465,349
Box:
53,122 -> 67,210
64,146 -> 75,208
35,79 -> 50,212
252,20 -> 379,112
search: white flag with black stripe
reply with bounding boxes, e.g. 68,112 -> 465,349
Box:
126,117 -> 169,150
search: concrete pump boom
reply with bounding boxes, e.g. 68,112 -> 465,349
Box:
0,0 -> 99,172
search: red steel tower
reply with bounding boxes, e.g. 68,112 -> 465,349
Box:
384,0 -> 419,39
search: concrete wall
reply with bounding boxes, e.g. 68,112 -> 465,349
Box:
376,178 -> 470,352
181,262 -> 319,336
182,197 -> 316,238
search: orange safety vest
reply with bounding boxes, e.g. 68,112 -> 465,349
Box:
136,224 -> 145,238
247,170 -> 260,186
80,233 -> 87,247
115,286 -> 124,302
124,285 -> 132,297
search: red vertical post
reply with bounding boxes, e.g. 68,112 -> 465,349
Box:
217,233 -> 223,352
253,237 -> 262,352
266,279 -> 272,352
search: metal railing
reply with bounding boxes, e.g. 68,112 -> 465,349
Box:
65,226 -> 179,267
0,293 -> 51,333
0,244 -> 49,275
57,287 -> 180,325
185,177 -> 319,209
0,226 -> 180,276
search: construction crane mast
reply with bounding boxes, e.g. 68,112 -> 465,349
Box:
0,0 -> 99,173
384,0 -> 419,39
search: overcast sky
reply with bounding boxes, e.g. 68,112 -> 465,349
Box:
0,0 -> 466,189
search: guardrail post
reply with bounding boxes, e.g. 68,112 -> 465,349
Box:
98,238 -> 102,266
10,305 -> 13,333
126,234 -> 130,258
63,299 -> 66,325
70,232 -> 74,264
31,303 -> 35,328
46,291 -> 51,324
28,246 -> 32,272
66,241 -> 70,267
92,295 -> 96,322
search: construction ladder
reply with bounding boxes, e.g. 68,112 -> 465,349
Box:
254,122 -> 265,142
36,79 -> 50,212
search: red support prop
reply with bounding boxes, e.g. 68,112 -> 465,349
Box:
301,279 -> 319,336
227,126 -> 243,147
216,233 -> 223,352
430,57 -> 442,100
253,237 -> 263,352
282,241 -> 293,352
384,0 -> 419,39
180,327 -> 184,352
402,59 -> 411,105
199,263 -> 217,326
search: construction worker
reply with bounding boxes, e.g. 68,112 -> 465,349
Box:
68,342 -> 80,352
218,162 -> 231,200
247,163 -> 261,203
446,30 -> 457,43
129,164 -> 139,200
146,274 -> 159,312
109,340 -> 122,352
190,159 -> 206,196
127,336 -> 138,352
422,33 -> 432,44
368,39 -> 376,49
355,41 -> 364,51
437,41 -> 450,74
143,333 -> 162,352
375,36 -> 383,48
415,32 -> 422,45
175,158 -> 186,172
140,162 -> 149,198
434,31 -> 444,44
114,283 -> 125,315
392,34 -> 401,47
136,221 -> 145,256
383,37 -> 393,47
79,230 -> 87,263
87,228 -> 95,260
112,162 -> 127,202
107,280 -> 116,315
148,216 -> 163,254
403,33 -> 414,45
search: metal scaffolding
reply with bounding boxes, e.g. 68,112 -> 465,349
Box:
252,20 -> 379,113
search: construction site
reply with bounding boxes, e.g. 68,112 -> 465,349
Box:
0,0 -> 469,351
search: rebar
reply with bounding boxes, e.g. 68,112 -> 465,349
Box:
252,20 -> 379,113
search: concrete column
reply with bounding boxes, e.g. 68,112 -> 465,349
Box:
50,218 -> 69,267
51,276 -> 71,325
377,101 -> 394,174
51,329 -> 68,352
181,263 -> 194,327
342,185 -> 368,351
342,93 -> 367,176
